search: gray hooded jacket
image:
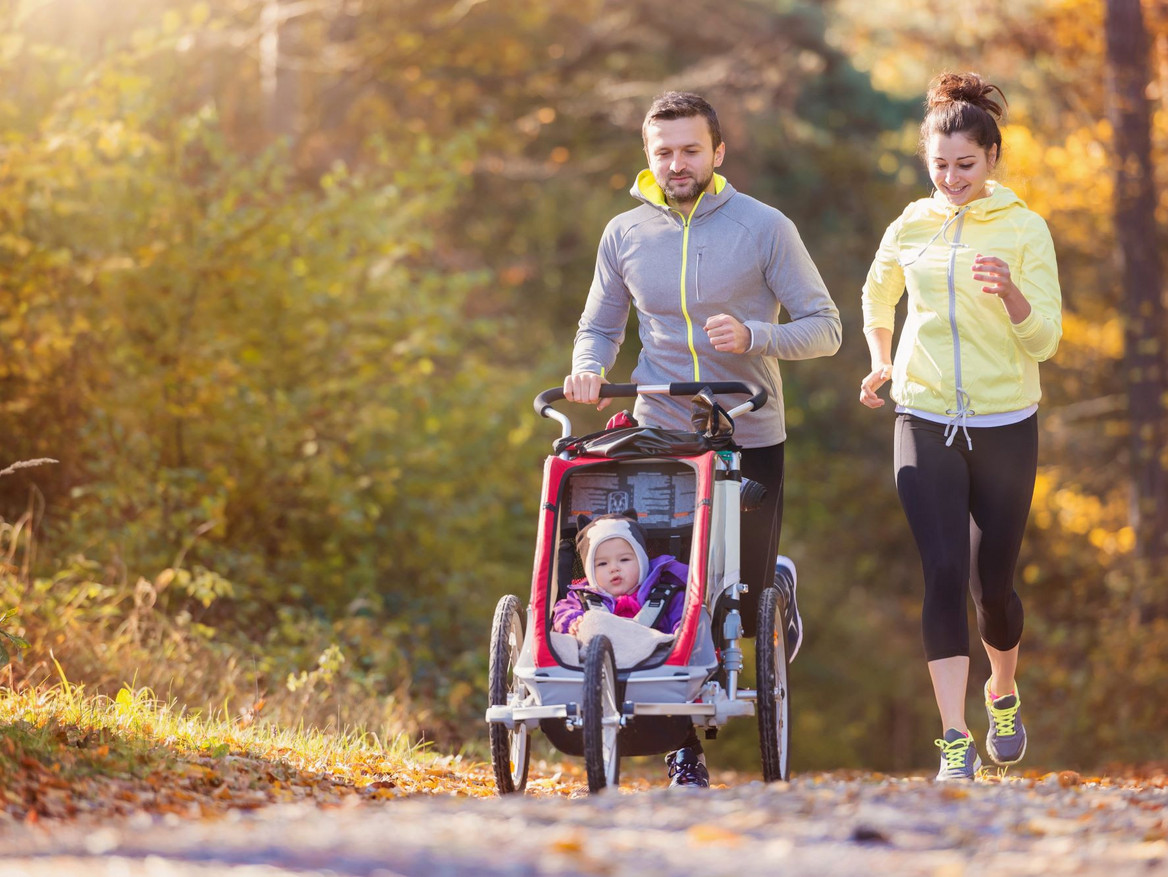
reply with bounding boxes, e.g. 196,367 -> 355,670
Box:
572,171 -> 841,447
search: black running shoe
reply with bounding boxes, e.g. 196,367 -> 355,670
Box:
774,555 -> 803,661
665,747 -> 710,788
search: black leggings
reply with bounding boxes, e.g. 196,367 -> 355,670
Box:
738,442 -> 785,638
681,441 -> 784,754
894,413 -> 1037,661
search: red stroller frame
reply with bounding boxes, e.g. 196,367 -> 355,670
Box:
529,450 -> 716,672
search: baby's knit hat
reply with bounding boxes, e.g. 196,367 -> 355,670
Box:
575,512 -> 650,590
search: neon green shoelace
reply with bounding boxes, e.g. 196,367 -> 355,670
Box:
988,698 -> 1020,735
934,735 -> 972,769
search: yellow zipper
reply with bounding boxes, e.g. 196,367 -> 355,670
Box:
678,194 -> 705,382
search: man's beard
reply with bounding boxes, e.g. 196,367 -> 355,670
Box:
661,168 -> 713,205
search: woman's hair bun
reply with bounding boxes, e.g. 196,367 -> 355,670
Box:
926,72 -> 1006,120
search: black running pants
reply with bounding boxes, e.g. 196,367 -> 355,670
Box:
738,442 -> 786,638
894,413 -> 1037,661
681,441 -> 785,755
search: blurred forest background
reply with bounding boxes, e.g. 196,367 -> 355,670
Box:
1,0 -> 1165,773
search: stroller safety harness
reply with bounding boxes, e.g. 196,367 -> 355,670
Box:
633,580 -> 684,629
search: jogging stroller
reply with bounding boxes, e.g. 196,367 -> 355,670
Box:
485,382 -> 792,793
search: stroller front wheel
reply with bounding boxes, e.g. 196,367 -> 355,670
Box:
582,634 -> 621,793
756,586 -> 792,782
489,594 -> 530,794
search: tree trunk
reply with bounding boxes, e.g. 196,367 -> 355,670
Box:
1105,0 -> 1168,566
261,0 -> 302,139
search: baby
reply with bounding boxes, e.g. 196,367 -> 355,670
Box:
552,512 -> 688,636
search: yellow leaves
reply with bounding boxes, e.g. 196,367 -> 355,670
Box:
1057,770 -> 1083,788
190,2 -> 211,27
95,121 -> 127,160
0,233 -> 32,257
161,10 -> 183,35
687,823 -> 744,845
0,33 -> 24,63
365,783 -> 402,801
1032,468 -> 1055,508
1032,469 -> 1132,556
508,422 -> 533,447
236,698 -> 266,730
1060,311 -> 1123,359
446,681 -> 473,710
549,833 -> 584,853
1054,486 -> 1105,534
1144,824 -> 1168,843
1089,525 -> 1135,555
395,33 -> 424,53
1055,483 -> 1116,539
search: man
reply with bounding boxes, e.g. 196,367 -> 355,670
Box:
563,92 -> 841,787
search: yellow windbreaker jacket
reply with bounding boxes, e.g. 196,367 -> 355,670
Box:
862,183 -> 1062,429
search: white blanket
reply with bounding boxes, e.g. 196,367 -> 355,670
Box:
572,611 -> 676,668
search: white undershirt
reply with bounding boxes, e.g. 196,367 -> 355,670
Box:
896,403 -> 1038,428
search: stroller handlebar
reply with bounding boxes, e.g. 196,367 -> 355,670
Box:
534,381 -> 768,420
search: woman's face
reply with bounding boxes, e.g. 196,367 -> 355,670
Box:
926,131 -> 997,207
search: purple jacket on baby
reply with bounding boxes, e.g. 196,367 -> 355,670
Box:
551,555 -> 688,634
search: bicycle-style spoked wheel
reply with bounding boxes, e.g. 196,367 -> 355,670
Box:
583,634 -> 621,793
488,594 -> 530,794
756,586 -> 791,782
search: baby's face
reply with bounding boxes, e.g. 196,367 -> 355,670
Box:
592,538 -> 640,597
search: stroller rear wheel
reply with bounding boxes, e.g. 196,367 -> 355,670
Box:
489,594 -> 530,794
756,585 -> 791,782
582,634 -> 621,793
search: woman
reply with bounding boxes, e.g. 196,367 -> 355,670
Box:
859,72 -> 1062,781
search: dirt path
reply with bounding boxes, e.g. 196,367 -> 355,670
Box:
2,768 -> 1166,876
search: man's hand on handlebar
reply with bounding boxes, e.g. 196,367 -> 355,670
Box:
562,371 -> 612,410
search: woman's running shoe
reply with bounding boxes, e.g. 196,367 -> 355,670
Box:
935,729 -> 981,781
984,680 -> 1027,765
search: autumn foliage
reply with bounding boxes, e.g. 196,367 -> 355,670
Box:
0,0 -> 1166,776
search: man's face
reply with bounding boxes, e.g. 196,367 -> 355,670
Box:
644,116 -> 725,210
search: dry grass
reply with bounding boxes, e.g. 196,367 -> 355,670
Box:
0,674 -> 584,824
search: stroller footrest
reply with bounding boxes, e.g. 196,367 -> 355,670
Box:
634,703 -> 715,716
632,700 -> 754,719
486,704 -> 571,724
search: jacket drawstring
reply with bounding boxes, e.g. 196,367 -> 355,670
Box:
897,207 -> 967,269
944,388 -> 975,449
